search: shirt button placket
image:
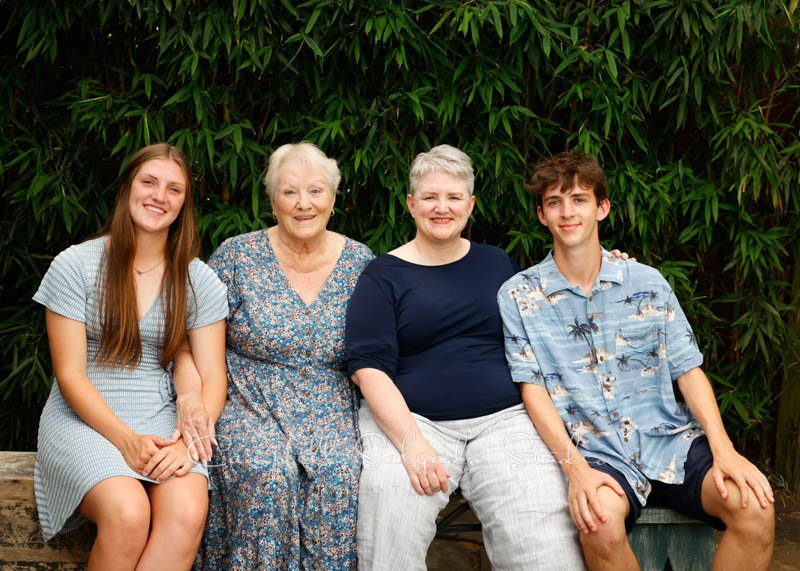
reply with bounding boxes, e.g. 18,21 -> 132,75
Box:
589,293 -> 615,421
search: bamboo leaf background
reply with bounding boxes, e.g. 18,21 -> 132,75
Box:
1,1 -> 798,472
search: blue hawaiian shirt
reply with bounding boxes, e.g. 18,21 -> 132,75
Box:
497,250 -> 705,504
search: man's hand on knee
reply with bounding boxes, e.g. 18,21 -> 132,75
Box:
565,463 -> 627,533
707,446 -> 774,509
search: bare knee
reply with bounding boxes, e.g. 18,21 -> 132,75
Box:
580,518 -> 628,561
172,492 -> 208,535
707,481 -> 775,547
579,485 -> 631,559
151,477 -> 209,539
723,501 -> 775,546
96,499 -> 151,553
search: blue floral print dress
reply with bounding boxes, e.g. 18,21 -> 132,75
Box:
199,229 -> 373,571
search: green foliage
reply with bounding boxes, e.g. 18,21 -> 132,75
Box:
1,0 -> 798,467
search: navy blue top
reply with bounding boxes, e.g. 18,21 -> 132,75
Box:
346,242 -> 522,420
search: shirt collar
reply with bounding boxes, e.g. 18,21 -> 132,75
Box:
540,249 -> 625,296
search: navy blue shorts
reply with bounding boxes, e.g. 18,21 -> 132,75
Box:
585,436 -> 726,534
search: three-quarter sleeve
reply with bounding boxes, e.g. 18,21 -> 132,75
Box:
187,259 -> 229,329
32,245 -> 88,322
208,238 -> 243,317
345,269 -> 399,379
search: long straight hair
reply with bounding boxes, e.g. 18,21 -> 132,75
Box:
95,143 -> 199,369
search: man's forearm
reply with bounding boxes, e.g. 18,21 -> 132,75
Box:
676,367 -> 735,452
520,383 -> 589,477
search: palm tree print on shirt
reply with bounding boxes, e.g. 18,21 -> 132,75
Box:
616,327 -> 666,376
568,317 -> 598,367
618,290 -> 660,317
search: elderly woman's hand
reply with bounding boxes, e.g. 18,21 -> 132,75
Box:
401,434 -> 450,496
174,391 -> 216,463
610,249 -> 636,261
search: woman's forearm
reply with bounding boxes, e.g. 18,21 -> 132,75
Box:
200,372 -> 227,422
352,367 -> 423,452
46,310 -> 135,449
174,334 -> 226,421
173,342 -> 203,398
58,371 -> 136,448
187,320 -> 228,421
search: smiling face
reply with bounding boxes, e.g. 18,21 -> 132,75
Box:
407,170 -> 475,245
127,158 -> 188,236
271,156 -> 335,242
537,181 -> 610,251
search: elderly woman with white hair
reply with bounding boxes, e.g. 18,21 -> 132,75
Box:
199,142 -> 373,569
346,145 -> 586,569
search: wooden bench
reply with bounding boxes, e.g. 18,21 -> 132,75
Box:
2,451 -> 716,570
435,491 -> 716,570
630,508 -> 716,571
0,451 -> 93,569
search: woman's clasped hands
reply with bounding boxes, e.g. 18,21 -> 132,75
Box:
117,430 -> 196,482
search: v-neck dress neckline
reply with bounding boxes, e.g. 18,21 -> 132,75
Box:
264,230 -> 348,310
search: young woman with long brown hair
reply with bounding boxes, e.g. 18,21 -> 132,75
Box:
32,143 -> 228,570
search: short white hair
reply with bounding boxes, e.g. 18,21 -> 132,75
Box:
264,142 -> 341,199
409,144 -> 474,195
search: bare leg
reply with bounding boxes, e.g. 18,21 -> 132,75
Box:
135,473 -> 208,571
701,472 -> 775,571
579,485 -> 639,571
78,476 -> 151,571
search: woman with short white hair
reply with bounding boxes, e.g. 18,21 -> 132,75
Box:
197,142 -> 373,569
346,144 -> 586,570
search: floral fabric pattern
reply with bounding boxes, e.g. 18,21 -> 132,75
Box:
199,230 -> 373,570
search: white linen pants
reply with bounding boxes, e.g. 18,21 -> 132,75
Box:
356,402 -> 585,570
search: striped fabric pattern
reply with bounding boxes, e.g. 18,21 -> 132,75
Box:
32,237 -> 228,540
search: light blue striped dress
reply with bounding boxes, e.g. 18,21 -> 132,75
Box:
32,237 -> 228,540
